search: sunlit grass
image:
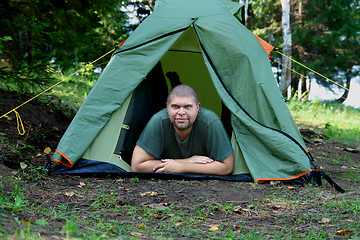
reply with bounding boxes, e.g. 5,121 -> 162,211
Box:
288,99 -> 360,148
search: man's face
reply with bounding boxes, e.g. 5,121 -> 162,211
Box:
167,95 -> 200,131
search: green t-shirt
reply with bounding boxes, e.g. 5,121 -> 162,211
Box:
136,108 -> 233,162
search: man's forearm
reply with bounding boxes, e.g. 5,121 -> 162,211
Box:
153,155 -> 234,176
131,159 -> 162,172
175,160 -> 233,175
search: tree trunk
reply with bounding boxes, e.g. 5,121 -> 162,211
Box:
238,0 -> 249,24
335,73 -> 352,103
300,75 -> 309,100
148,0 -> 155,10
279,0 -> 292,98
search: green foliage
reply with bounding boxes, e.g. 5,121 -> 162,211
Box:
0,64 -> 55,95
62,220 -> 79,239
0,177 -> 28,213
292,0 -> 360,90
44,62 -> 101,112
130,177 -> 140,183
347,169 -> 360,184
248,0 -> 360,96
0,0 -> 131,80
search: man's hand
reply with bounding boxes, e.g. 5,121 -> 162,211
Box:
153,159 -> 181,173
182,156 -> 214,164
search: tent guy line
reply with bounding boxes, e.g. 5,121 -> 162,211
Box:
0,48 -> 116,135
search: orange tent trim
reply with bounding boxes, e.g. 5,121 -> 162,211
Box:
255,169 -> 314,183
51,149 -> 74,168
254,34 -> 274,59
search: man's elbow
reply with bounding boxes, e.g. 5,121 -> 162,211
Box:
131,164 -> 139,172
131,160 -> 146,172
219,165 -> 234,176
218,155 -> 234,175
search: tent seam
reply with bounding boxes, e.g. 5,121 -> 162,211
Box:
192,26 -> 312,162
113,27 -> 191,56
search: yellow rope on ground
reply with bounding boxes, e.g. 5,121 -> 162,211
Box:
0,48 -> 115,135
14,110 -> 25,135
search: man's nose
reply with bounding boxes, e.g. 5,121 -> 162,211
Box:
178,107 -> 185,115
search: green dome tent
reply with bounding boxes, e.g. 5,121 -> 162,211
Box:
51,0 -> 340,188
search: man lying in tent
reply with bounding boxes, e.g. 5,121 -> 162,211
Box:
131,84 -> 234,175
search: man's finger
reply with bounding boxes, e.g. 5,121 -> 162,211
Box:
153,163 -> 164,172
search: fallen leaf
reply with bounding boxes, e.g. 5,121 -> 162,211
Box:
270,180 -> 281,185
130,232 -> 143,237
136,223 -> 145,229
148,203 -> 167,210
209,226 -> 219,231
20,162 -> 28,170
336,230 -> 351,235
140,191 -> 158,197
153,213 -> 161,219
233,208 -> 242,214
234,207 -> 252,216
320,218 -> 331,224
44,147 -> 52,154
272,205 -> 285,210
350,166 -> 358,169
79,182 -> 85,187
345,219 -> 354,222
287,186 -> 296,189
64,191 -> 75,197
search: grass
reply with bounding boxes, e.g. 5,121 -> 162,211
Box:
0,176 -> 359,239
288,99 -> 360,147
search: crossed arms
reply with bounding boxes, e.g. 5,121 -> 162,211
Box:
131,145 -> 234,175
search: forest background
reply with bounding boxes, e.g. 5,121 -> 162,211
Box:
0,0 -> 359,107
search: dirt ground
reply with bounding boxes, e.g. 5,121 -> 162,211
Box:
0,90 -> 359,239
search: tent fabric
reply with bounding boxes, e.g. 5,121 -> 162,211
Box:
51,0 -> 314,183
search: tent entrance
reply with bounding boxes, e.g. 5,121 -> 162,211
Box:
160,26 -> 223,118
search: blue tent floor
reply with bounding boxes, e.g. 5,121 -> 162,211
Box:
52,158 -> 254,181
